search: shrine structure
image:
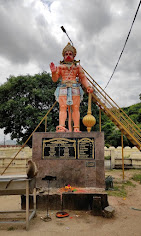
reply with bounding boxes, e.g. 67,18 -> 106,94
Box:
32,42 -> 105,189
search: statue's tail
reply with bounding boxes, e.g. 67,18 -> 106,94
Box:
68,106 -> 72,132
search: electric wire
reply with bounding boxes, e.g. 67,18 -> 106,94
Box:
104,0 -> 141,90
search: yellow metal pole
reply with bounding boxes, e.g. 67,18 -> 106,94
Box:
87,93 -> 92,132
82,66 -> 141,136
45,116 -> 47,132
121,131 -> 125,180
87,93 -> 92,115
99,109 -> 101,132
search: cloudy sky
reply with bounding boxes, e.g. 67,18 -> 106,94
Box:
0,0 -> 141,142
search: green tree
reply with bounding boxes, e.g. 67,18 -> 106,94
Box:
0,72 -> 58,146
100,112 -> 131,147
123,102 -> 141,129
0,71 -> 140,148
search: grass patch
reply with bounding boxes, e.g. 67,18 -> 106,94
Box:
132,173 -> 141,184
105,156 -> 111,160
124,155 -> 130,158
7,226 -> 15,231
106,180 -> 136,197
124,180 -> 136,187
107,184 -> 127,197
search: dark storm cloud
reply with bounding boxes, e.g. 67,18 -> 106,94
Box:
0,0 -> 140,107
0,0 -> 59,65
0,0 -> 141,142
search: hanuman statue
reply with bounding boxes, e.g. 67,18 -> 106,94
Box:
50,42 -> 93,132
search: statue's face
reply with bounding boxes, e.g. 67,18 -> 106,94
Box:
64,50 -> 74,62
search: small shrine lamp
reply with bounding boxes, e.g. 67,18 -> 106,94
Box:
82,93 -> 96,132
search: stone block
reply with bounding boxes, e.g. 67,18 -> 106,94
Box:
21,194 -> 61,210
92,196 -> 102,216
103,205 -> 115,218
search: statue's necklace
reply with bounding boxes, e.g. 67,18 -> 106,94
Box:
65,62 -> 75,70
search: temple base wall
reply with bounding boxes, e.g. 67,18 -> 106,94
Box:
32,132 -> 105,189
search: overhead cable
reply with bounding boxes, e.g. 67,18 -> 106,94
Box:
104,0 -> 141,90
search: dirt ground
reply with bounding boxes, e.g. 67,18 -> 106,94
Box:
0,169 -> 141,236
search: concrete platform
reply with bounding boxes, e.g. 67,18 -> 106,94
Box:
21,187 -> 108,213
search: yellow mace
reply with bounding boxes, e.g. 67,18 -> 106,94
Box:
82,93 -> 96,132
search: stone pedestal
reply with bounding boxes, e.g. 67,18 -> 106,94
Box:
21,192 -> 108,211
32,132 -> 105,188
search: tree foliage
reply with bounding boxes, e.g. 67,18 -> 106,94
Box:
102,100 -> 141,147
0,72 -> 140,148
101,115 -> 130,147
123,102 -> 141,129
0,72 -> 58,146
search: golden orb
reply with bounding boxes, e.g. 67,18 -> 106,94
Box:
83,114 -> 96,132
82,92 -> 96,132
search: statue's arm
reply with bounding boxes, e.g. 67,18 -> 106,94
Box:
50,62 -> 60,82
78,65 -> 93,93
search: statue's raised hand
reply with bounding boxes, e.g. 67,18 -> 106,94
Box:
50,62 -> 57,73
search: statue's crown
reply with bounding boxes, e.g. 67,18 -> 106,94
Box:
62,42 -> 77,57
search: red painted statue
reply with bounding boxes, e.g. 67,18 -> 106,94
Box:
50,42 -> 93,132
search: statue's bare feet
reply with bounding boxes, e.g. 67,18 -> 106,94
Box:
56,125 -> 66,132
74,127 -> 81,132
